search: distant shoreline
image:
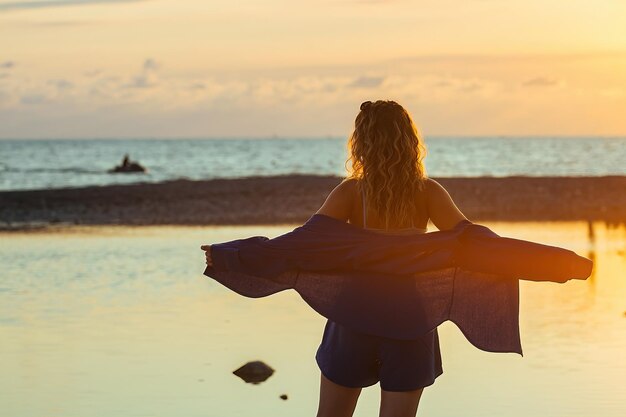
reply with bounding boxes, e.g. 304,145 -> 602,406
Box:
0,175 -> 625,230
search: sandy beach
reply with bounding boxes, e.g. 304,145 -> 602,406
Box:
1,175 -> 625,229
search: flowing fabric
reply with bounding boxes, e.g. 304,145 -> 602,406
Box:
203,214 -> 593,355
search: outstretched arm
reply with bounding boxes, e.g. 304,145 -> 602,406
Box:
202,179 -> 355,267
426,178 -> 468,231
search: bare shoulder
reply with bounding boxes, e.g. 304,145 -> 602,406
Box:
424,177 -> 447,194
424,177 -> 458,202
332,177 -> 360,199
315,177 -> 357,221
423,177 -> 468,230
339,177 -> 359,193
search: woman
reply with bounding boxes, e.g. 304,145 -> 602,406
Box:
204,100 -> 469,417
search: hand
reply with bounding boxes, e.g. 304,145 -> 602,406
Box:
200,244 -> 213,266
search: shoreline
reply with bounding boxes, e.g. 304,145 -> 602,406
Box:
1,175 -> 625,230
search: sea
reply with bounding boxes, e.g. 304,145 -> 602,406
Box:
1,136 -> 625,417
0,136 -> 625,191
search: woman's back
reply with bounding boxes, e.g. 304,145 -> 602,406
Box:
318,177 -> 465,232
350,179 -> 429,233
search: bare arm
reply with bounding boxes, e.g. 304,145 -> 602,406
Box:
426,178 -> 468,231
315,179 -> 355,222
202,179 -> 355,265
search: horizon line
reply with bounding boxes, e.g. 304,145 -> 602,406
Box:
1,135 -> 626,141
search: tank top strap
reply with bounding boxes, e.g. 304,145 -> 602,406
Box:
361,186 -> 367,228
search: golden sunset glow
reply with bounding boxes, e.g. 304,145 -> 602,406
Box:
1,0 -> 625,137
1,222 -> 625,415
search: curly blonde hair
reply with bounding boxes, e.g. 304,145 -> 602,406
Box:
345,100 -> 428,229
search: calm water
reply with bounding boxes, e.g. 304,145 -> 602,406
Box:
0,137 -> 625,191
0,222 -> 625,417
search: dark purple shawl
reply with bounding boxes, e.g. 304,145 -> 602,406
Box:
203,214 -> 592,355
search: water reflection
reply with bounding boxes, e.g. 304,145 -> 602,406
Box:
587,220 -> 597,283
0,222 -> 624,417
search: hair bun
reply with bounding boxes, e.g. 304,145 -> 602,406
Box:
360,101 -> 372,111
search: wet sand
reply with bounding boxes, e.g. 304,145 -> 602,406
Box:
0,175 -> 625,229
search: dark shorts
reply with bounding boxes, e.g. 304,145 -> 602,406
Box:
315,320 -> 443,392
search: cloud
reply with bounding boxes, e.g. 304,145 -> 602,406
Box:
87,76 -> 125,99
83,69 -> 102,78
20,93 -> 51,105
47,79 -> 74,90
458,82 -> 482,93
123,58 -> 160,89
432,80 -> 451,88
2,53 -> 623,137
188,82 -> 206,90
126,74 -> 157,89
21,19 -> 96,27
0,0 -> 147,13
142,58 -> 159,71
0,61 -> 15,69
523,77 -> 559,87
348,76 -> 385,89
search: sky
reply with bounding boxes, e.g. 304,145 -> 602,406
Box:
0,0 -> 625,138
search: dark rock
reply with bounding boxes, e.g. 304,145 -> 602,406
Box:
108,154 -> 147,174
108,162 -> 146,174
232,360 -> 275,384
280,394 -> 288,400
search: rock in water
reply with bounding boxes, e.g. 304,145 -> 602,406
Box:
232,360 -> 275,384
107,154 -> 147,174
280,394 -> 288,400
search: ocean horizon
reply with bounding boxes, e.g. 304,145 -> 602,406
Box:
1,136 -> 625,192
